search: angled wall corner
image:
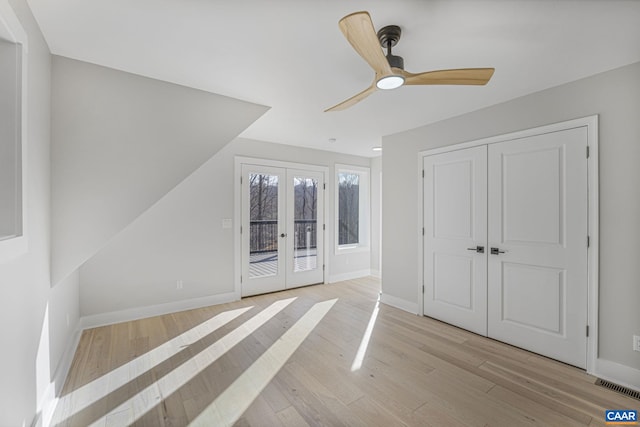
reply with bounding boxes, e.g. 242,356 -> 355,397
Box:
78,138 -> 376,320
78,141 -> 237,319
50,56 -> 268,285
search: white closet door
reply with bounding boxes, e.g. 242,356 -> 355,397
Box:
423,146 -> 488,335
487,127 -> 588,368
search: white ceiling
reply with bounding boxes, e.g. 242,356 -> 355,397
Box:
28,0 -> 640,157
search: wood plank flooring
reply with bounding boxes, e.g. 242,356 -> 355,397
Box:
52,277 -> 639,426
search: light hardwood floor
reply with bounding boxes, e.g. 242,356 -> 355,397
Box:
53,277 -> 639,426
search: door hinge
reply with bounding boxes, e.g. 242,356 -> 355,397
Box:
240,275 -> 243,283
586,325 -> 589,337
587,235 -> 590,247
586,146 -> 590,158
240,175 -> 243,184
422,285 -> 425,294
323,183 -> 326,190
422,227 -> 425,236
240,226 -> 242,234
422,169 -> 424,178
323,224 -> 325,231
323,264 -> 325,271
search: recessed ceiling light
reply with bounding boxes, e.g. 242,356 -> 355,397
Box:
372,146 -> 382,151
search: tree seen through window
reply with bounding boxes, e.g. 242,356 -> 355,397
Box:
338,172 -> 359,245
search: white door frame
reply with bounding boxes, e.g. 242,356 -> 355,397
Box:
417,115 -> 599,375
234,156 -> 329,298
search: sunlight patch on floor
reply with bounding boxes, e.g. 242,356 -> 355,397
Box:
350,296 -> 380,372
189,298 -> 338,427
53,305 -> 253,423
83,298 -> 296,427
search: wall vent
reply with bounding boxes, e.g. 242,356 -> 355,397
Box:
595,378 -> 640,400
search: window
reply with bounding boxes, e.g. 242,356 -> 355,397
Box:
0,39 -> 22,241
0,1 -> 27,259
338,172 -> 359,245
336,165 -> 369,251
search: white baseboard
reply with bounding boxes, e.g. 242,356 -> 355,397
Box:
328,269 -> 371,283
594,357 -> 640,392
52,325 -> 82,393
38,322 -> 82,427
380,293 -> 419,314
80,291 -> 239,330
41,292 -> 239,426
370,269 -> 381,278
37,371 -> 58,427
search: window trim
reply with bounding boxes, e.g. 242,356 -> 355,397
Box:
335,164 -> 370,254
0,0 -> 28,261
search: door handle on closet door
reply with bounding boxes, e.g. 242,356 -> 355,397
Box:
466,246 -> 484,253
490,247 -> 506,255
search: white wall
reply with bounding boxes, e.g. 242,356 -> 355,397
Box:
382,61 -> 640,385
0,1 -> 80,426
79,137 -> 376,320
370,155 -> 382,277
51,57 -> 268,285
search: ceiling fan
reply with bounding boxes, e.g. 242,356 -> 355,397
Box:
325,11 -> 495,112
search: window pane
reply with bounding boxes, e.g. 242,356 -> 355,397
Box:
0,41 -> 21,240
338,172 -> 359,245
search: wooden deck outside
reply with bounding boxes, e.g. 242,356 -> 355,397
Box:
249,249 -> 317,277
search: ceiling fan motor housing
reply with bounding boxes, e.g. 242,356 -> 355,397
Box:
377,24 -> 405,70
386,53 -> 404,70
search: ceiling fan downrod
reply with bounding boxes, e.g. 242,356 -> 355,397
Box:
377,24 -> 404,70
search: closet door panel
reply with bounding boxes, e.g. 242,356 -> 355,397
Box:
487,127 -> 588,368
423,146 -> 488,336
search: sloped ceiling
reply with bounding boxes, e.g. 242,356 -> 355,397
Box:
51,57 -> 268,284
29,0 -> 640,156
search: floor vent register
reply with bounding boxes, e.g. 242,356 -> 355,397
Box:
595,378 -> 640,401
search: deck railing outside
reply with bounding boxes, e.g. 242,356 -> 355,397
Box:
250,219 -> 317,253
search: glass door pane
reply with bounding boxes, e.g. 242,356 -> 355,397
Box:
286,169 -> 324,288
248,172 -> 279,278
292,176 -> 318,272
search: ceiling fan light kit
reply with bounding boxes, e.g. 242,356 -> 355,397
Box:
376,75 -> 404,90
325,11 -> 495,112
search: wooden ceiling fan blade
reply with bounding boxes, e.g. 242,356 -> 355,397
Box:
325,84 -> 377,112
339,11 -> 392,76
401,68 -> 495,85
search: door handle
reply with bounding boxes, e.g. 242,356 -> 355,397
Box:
280,233 -> 287,238
466,246 -> 484,253
490,247 -> 505,255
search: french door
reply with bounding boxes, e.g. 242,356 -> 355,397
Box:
423,126 -> 588,368
241,164 -> 324,297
